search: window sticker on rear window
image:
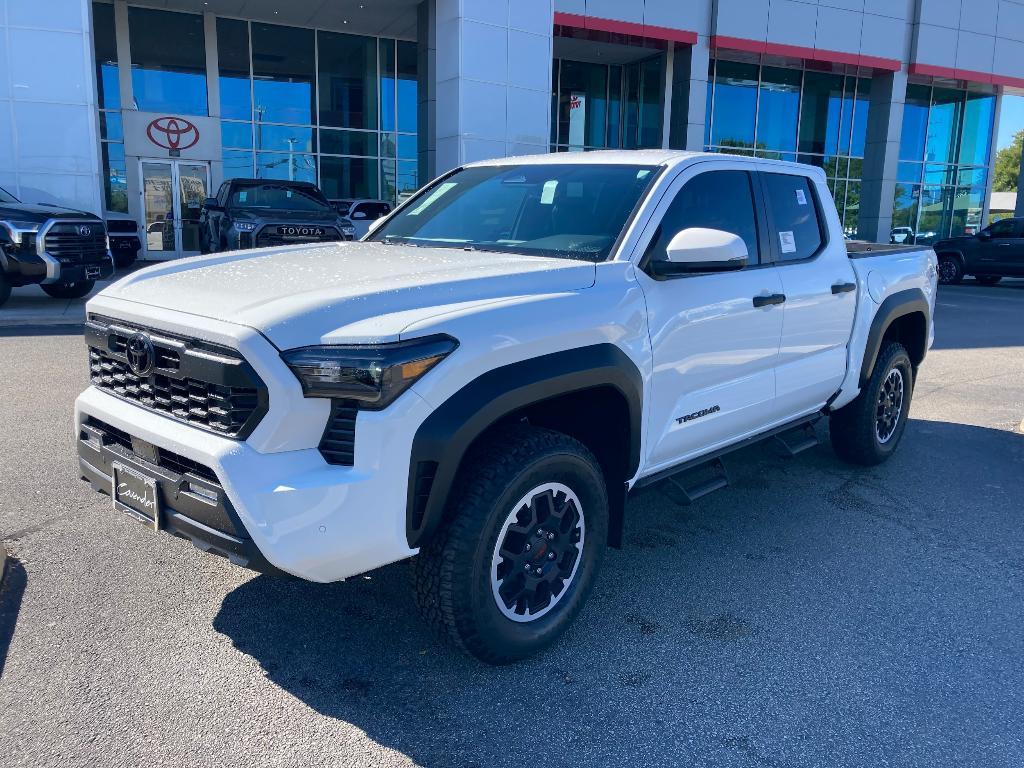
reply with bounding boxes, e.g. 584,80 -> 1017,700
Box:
795,189 -> 807,206
779,230 -> 797,254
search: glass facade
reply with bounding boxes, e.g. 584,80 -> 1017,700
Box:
894,84 -> 995,243
94,3 -> 126,213
551,55 -> 665,151
93,5 -> 418,208
216,19 -> 418,203
128,7 -> 209,116
704,59 -> 871,237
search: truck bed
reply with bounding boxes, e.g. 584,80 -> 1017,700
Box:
846,241 -> 933,259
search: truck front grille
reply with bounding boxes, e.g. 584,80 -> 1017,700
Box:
43,222 -> 108,264
85,316 -> 268,439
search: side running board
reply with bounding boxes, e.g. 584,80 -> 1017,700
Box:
661,457 -> 729,506
773,422 -> 819,457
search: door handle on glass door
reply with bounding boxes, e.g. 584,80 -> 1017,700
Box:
752,293 -> 786,307
831,282 -> 856,294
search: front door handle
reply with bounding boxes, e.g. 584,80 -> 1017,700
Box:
753,293 -> 786,307
831,282 -> 856,294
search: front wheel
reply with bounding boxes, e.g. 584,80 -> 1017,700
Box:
936,255 -> 963,285
975,275 -> 1002,286
829,341 -> 913,466
413,425 -> 608,664
0,270 -> 10,308
41,279 -> 95,299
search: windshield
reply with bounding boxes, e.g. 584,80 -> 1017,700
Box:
370,163 -> 658,261
229,184 -> 332,213
0,186 -> 19,204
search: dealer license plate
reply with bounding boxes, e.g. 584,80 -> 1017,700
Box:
112,462 -> 160,530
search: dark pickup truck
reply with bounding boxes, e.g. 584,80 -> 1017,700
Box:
199,179 -> 356,254
932,217 -> 1024,285
0,187 -> 113,308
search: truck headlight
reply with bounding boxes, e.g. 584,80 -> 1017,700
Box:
234,222 -> 257,232
282,335 -> 458,409
0,220 -> 40,245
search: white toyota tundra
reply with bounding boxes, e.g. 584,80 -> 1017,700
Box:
76,151 -> 937,663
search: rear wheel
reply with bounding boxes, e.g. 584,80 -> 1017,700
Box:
975,275 -> 1002,286
413,424 -> 608,664
41,279 -> 95,299
936,254 -> 963,285
829,341 -> 913,466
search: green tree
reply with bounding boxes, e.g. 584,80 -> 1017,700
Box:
992,129 -> 1022,192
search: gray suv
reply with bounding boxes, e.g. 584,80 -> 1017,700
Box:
199,179 -> 356,254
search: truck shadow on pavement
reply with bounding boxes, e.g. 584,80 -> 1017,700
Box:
0,555 -> 27,680
212,418 -> 1024,767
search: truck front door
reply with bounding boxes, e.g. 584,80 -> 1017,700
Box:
635,165 -> 785,472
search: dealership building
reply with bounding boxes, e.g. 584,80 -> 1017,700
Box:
1,0 -> 1023,259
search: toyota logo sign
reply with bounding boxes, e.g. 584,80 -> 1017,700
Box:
77,225 -> 92,237
125,332 -> 156,378
146,116 -> 200,151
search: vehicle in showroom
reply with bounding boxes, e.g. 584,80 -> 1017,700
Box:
75,151 -> 936,663
199,179 -> 356,253
329,198 -> 393,238
931,217 -> 1024,285
0,186 -> 112,308
106,215 -> 142,268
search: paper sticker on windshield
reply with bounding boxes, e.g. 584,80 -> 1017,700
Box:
779,230 -> 797,253
238,191 -> 248,202
795,189 -> 807,206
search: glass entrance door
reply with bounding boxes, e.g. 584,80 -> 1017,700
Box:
140,160 -> 210,259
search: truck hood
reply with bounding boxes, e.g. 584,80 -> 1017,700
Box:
98,241 -> 596,349
0,202 -> 100,223
231,208 -> 343,226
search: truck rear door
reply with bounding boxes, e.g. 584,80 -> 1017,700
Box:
758,167 -> 857,420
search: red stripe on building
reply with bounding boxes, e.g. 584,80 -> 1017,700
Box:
552,12 -> 697,45
907,62 -> 1024,88
710,35 -> 900,72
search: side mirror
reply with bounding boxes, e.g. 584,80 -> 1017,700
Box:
649,227 -> 748,278
978,230 -> 992,240
351,211 -> 367,219
203,197 -> 223,211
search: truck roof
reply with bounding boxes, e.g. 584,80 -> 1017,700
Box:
462,150 -> 826,179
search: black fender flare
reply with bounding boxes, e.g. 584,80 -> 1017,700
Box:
406,344 -> 643,549
859,287 -> 930,388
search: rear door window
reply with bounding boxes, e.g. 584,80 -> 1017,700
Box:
762,172 -> 825,262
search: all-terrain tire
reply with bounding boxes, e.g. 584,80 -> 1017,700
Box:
413,424 -> 608,664
936,254 -> 963,285
830,341 -> 913,466
41,279 -> 95,299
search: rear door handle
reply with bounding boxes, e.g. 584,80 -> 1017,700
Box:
753,293 -> 786,307
831,282 -> 856,294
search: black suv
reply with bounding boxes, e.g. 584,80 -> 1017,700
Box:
199,179 -> 355,253
0,186 -> 112,308
933,217 -> 1024,285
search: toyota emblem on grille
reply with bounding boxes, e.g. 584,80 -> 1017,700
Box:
126,332 -> 155,377
77,225 -> 92,237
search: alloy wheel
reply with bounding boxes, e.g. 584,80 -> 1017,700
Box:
490,482 -> 585,623
875,367 -> 905,444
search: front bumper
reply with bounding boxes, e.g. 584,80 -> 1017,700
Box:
5,248 -> 113,284
75,383 -> 426,583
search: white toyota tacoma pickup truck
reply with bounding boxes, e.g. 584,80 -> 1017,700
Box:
76,151 -> 937,663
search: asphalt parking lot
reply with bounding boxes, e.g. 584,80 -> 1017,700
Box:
1,280 -> 1022,767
